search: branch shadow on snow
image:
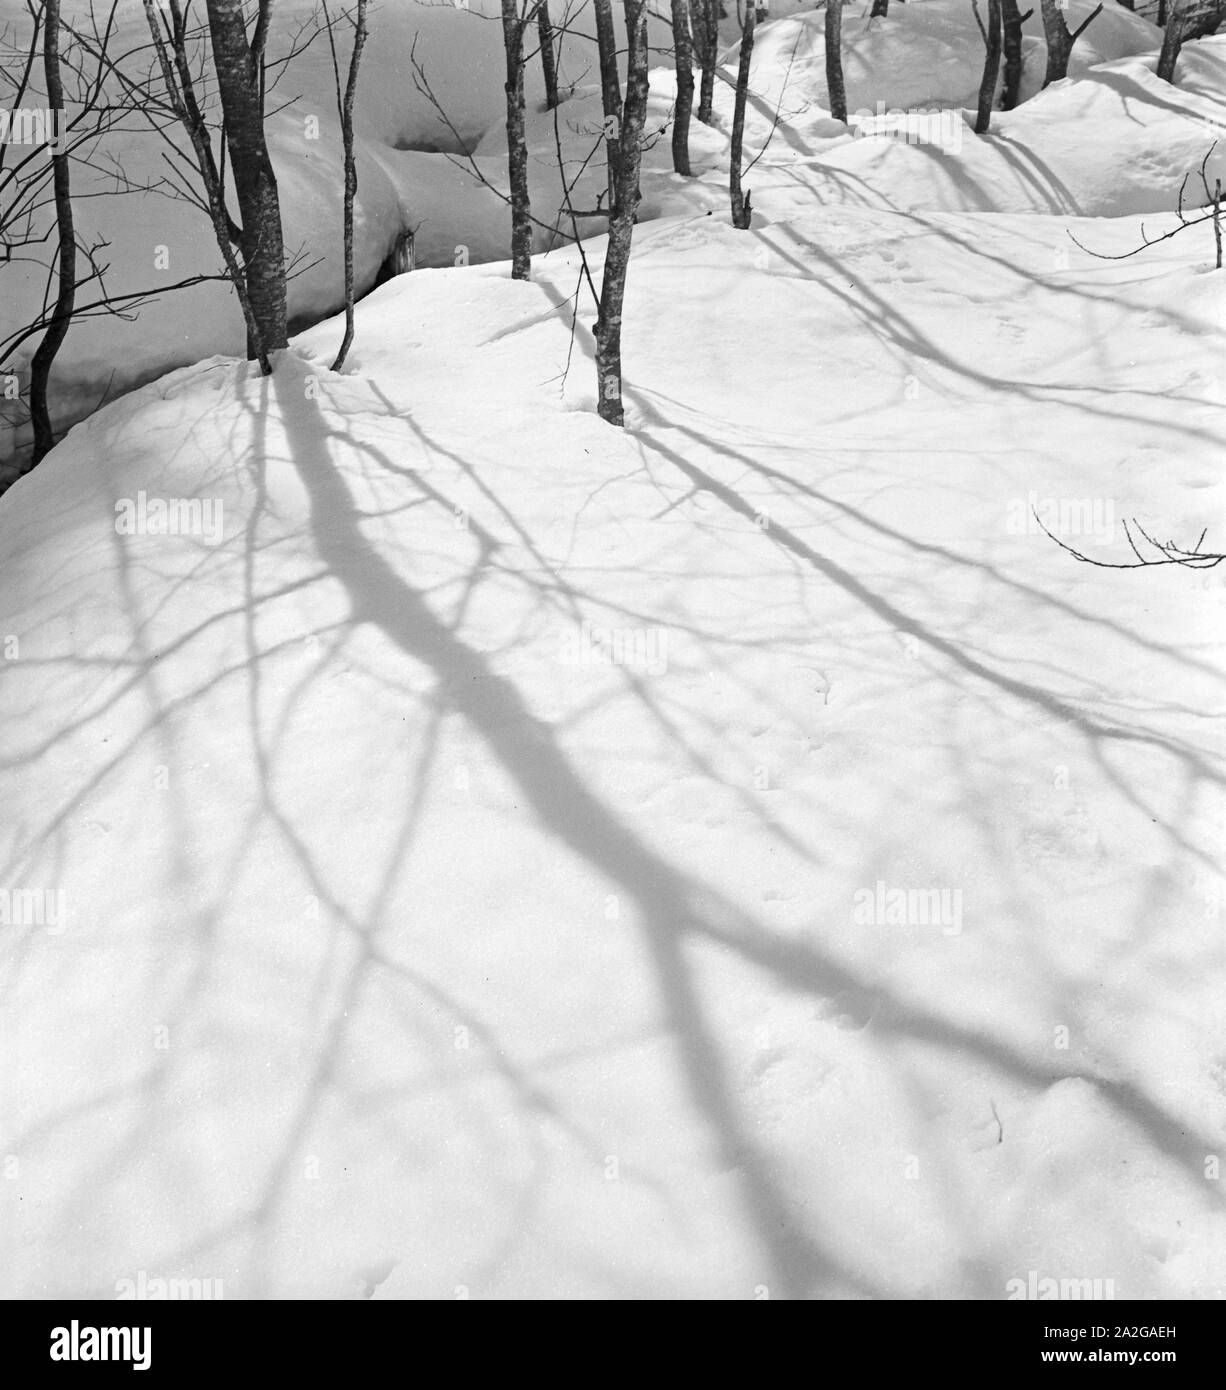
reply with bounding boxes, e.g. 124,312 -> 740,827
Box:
2,196 -> 1224,1294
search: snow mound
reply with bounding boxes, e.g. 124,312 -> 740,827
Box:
0,0 -> 1208,474
749,0 -> 1161,112
2,201 -> 1224,1296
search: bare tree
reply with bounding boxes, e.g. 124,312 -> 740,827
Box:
499,0 -> 589,280
324,0 -> 367,371
594,0 -> 650,426
729,0 -> 755,228
537,0 -> 560,109
825,0 -> 847,124
670,0 -> 695,175
972,0 -> 1002,134
1158,0 -> 1225,82
500,0 -> 532,279
1039,0 -> 1102,87
692,0 -> 718,124
132,0 -> 274,370
2,1 -> 218,471
408,25 -> 617,257
205,0 -> 287,362
1000,0 -> 1032,110
25,0 -> 74,463
594,0 -> 623,211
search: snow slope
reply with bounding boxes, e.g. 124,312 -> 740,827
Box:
0,0 -> 1209,477
1,4 -> 1225,1300
748,0 -> 1162,112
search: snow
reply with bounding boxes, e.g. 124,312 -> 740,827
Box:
1,1 -> 1225,1299
748,0 -> 1163,111
5,0 -> 1223,467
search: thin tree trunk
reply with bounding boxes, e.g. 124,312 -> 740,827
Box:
693,0 -> 717,124
594,0 -> 623,211
206,0 -> 288,364
29,0 -> 75,464
974,0 -> 1002,134
595,0 -> 650,427
537,0 -> 559,109
142,0 -> 265,362
1000,0 -> 1029,110
826,0 -> 847,124
729,2 -> 755,228
1214,178 -> 1223,269
1157,13 -> 1180,78
331,0 -> 367,371
501,0 -> 532,279
671,0 -> 695,175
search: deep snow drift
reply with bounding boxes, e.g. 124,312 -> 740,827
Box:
1,2 -> 1224,1299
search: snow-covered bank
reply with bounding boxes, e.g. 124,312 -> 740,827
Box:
1,191 -> 1224,1294
4,1 -> 1225,477
2,0 -> 1225,1301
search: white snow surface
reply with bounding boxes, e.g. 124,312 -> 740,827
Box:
3,0 -> 1222,468
1,2 -> 1225,1299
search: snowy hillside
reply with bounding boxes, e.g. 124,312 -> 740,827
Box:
3,0 -> 1221,472
1,1 -> 1224,1300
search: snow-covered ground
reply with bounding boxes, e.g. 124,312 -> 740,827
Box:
1,2 -> 1224,1299
4,0 -> 1219,471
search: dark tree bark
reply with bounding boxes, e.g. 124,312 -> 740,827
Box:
1039,0 -> 1103,87
693,0 -> 718,124
871,0 -> 889,14
671,0 -> 695,175
500,0 -> 532,279
1158,4 -> 1180,79
595,0 -> 650,427
537,0 -> 560,109
28,0 -> 75,464
826,0 -> 847,124
206,0 -> 288,363
974,0 -> 1002,134
331,0 -> 368,371
1000,0 -> 1032,110
594,0 -> 623,211
1157,0 -> 1226,83
1157,12 -> 1181,81
729,1 -> 755,227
